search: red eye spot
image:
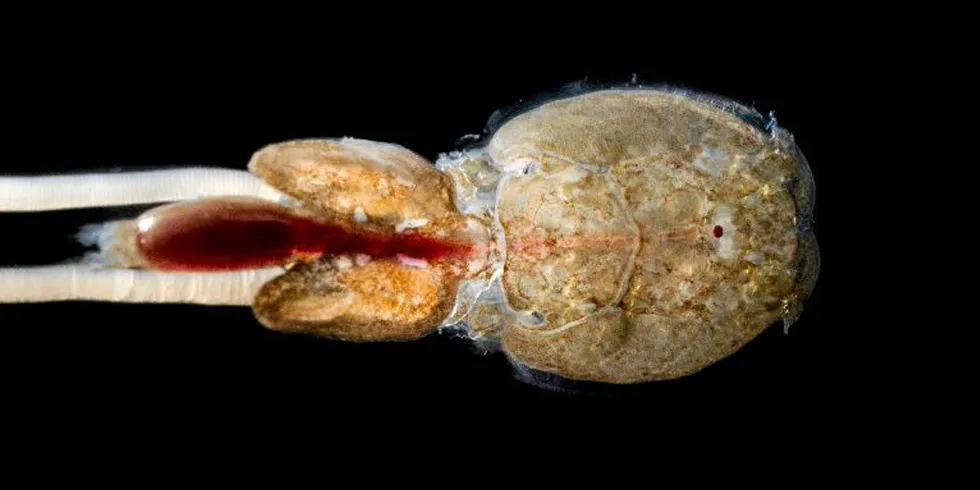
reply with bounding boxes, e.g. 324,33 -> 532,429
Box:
713,225 -> 724,238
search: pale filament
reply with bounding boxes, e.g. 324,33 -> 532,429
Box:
0,168 -> 290,305
0,167 -> 287,211
0,265 -> 283,305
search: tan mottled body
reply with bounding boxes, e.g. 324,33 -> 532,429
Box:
247,138 -> 492,341
443,89 -> 817,382
238,88 -> 817,384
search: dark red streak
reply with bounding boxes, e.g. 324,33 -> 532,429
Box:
134,198 -> 473,272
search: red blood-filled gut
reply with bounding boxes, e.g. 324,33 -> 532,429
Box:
134,197 -> 471,271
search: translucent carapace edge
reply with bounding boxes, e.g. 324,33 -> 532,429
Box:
435,82 -> 819,384
470,79 -> 778,151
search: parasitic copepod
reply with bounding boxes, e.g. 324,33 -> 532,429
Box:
0,84 -> 819,386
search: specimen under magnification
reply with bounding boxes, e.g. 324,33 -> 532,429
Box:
0,85 -> 819,385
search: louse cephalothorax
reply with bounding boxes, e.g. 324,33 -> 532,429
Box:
0,84 -> 819,386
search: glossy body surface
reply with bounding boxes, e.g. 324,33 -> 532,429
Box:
240,87 -> 818,384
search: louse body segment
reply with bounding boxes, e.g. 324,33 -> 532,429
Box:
0,87 -> 818,385
246,88 -> 818,383
441,88 -> 818,383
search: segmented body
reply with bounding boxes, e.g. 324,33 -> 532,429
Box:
244,87 -> 818,384
440,88 -> 818,383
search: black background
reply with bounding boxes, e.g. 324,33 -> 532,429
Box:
1,41 -> 870,436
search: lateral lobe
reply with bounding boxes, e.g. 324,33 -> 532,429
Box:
133,197 -> 471,272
